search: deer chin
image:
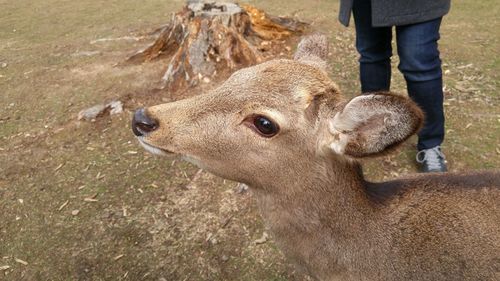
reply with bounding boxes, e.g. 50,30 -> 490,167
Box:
137,138 -> 174,156
136,137 -> 208,171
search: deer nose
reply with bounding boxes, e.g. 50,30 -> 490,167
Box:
132,108 -> 158,136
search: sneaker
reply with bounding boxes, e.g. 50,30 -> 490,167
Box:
416,146 -> 448,173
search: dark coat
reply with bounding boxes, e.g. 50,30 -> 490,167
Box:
339,0 -> 451,27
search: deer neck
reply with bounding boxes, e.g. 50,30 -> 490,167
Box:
250,156 -> 379,278
251,156 -> 373,235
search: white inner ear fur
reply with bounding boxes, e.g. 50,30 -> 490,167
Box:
328,124 -> 350,154
328,95 -> 392,154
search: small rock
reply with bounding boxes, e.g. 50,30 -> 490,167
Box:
107,100 -> 123,115
71,210 -> 80,216
78,104 -> 107,121
235,183 -> 248,194
221,255 -> 229,262
0,62 -> 7,68
209,237 -> 218,245
202,77 -> 211,83
77,100 -> 123,121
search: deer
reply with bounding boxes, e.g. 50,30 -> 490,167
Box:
131,35 -> 500,281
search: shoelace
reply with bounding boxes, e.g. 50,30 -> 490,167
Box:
416,146 -> 445,171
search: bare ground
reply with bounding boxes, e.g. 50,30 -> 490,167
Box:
0,0 -> 499,280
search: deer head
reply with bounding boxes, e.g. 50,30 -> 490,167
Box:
132,34 -> 424,188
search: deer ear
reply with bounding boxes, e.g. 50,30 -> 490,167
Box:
294,34 -> 329,70
328,93 -> 424,158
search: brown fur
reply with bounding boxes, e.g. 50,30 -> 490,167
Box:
135,35 -> 500,281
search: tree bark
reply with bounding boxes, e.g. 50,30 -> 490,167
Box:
126,1 -> 307,92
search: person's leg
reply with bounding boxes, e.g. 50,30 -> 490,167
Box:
396,18 -> 446,172
352,0 -> 392,93
407,78 -> 444,150
396,18 -> 445,150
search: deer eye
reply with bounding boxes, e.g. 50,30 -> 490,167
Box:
250,115 -> 279,137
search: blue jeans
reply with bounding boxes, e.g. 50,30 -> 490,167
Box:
352,0 -> 445,150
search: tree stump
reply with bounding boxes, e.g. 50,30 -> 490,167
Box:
127,1 -> 307,92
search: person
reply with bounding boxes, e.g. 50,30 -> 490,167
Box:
338,0 -> 450,173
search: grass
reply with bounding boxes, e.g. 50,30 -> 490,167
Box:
0,0 -> 499,280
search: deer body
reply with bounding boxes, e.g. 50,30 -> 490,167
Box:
254,164 -> 499,281
132,35 -> 500,280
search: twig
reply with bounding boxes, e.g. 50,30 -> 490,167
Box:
84,193 -> 98,202
58,200 -> 69,211
90,36 -> 145,44
14,258 -> 28,265
54,163 -> 65,172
